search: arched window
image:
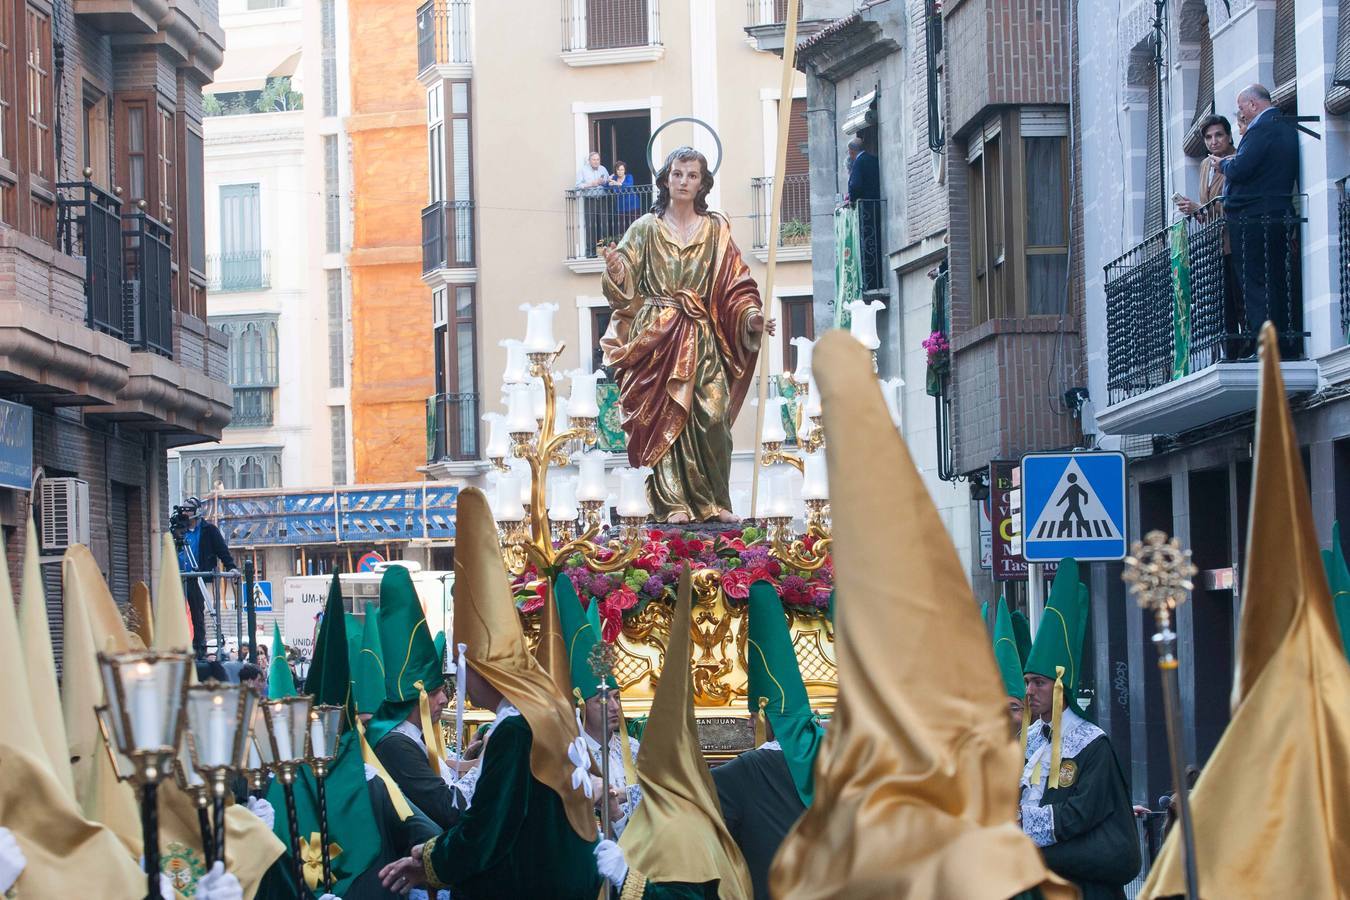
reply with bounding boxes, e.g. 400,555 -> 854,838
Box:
267,453 -> 283,487
184,459 -> 209,498
211,459 -> 237,491
239,456 -> 265,489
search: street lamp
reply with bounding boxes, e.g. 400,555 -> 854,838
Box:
97,650 -> 192,900
185,681 -> 256,866
305,704 -> 344,892
259,695 -> 314,897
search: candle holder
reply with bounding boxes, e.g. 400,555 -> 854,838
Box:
174,732 -> 215,866
95,704 -> 136,782
305,704 -> 344,893
186,681 -> 256,868
242,702 -> 276,795
1123,531 -> 1200,900
97,650 -> 192,900
259,695 -> 314,898
756,395 -> 831,573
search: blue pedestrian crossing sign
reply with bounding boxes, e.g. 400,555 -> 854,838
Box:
252,581 -> 273,612
1020,452 -> 1128,562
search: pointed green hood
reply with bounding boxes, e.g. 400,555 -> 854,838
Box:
1320,521 -> 1350,660
1023,558 -> 1086,694
344,612 -> 364,699
555,573 -> 614,702
353,602 -> 386,716
267,622 -> 296,698
308,573 -> 355,725
1010,608 -> 1032,665
433,631 -> 447,677
992,597 -> 1025,699
746,579 -> 825,807
365,566 -> 445,747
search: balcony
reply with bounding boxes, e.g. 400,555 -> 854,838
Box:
426,392 -> 480,463
743,0 -> 830,53
564,184 -> 655,272
751,174 -> 812,262
421,200 -> 476,275
1098,197 -> 1317,436
746,0 -> 803,27
58,181 -> 124,340
230,387 -> 274,428
416,0 -> 472,76
1340,177 -> 1349,346
206,250 -> 271,292
122,212 -> 174,357
560,0 -> 663,66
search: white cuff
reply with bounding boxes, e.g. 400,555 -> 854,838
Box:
1021,803 -> 1056,848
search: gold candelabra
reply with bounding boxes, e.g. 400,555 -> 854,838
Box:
493,347 -> 645,578
758,374 -> 832,573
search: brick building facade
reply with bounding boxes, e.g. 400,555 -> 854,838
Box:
0,0 -> 230,665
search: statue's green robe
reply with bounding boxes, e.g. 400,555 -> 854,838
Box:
422,714 -> 601,899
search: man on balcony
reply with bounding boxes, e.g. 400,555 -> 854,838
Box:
1212,84 -> 1300,357
843,137 -> 882,292
576,151 -> 611,258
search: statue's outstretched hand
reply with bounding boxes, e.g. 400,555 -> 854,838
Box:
603,243 -> 625,281
748,314 -> 776,336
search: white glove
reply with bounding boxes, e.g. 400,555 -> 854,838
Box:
0,827 -> 26,893
197,861 -> 244,900
160,872 -> 175,900
364,763 -> 378,782
246,796 -> 275,829
594,838 -> 628,889
318,895 -> 343,900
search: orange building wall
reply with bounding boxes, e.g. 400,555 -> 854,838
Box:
346,0 -> 433,483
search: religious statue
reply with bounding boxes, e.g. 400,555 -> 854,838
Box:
600,146 -> 774,524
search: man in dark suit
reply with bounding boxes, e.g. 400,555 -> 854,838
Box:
174,498 -> 238,660
844,137 -> 882,291
1213,83 -> 1300,355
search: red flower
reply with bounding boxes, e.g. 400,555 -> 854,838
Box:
721,568 -> 753,600
607,584 -> 639,611
598,600 -> 624,642
669,537 -> 687,557
684,538 -> 706,556
717,533 -> 747,553
519,581 -> 547,614
802,534 -> 817,552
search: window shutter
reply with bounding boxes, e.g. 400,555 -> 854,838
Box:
1144,65 -> 1164,235
1183,18 -> 1215,158
1272,0 -> 1297,110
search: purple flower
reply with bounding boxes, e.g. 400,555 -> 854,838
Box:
641,575 -> 664,598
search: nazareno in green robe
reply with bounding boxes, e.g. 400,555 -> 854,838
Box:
421,714 -> 602,899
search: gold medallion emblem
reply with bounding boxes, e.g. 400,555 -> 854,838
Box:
1057,759 -> 1078,787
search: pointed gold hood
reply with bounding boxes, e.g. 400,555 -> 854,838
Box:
1141,324 -> 1350,896
769,331 -> 1071,899
453,487 -> 596,839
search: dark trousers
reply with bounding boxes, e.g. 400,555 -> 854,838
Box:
186,576 -> 209,658
1229,214 -> 1291,339
584,196 -> 604,257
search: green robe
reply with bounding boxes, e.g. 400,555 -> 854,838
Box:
712,747 -> 805,900
374,729 -> 466,830
631,879 -> 719,898
424,714 -> 601,899
1034,735 -> 1141,900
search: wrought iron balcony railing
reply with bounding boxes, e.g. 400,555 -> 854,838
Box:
745,0 -> 804,27
57,181 -> 125,339
421,200 -> 476,272
427,391 -> 480,463
416,0 -> 472,73
1103,196 -> 1306,405
206,250 -> 271,292
123,212 -> 174,357
1339,177 -> 1349,342
561,0 -> 661,52
564,184 -> 655,261
230,387 -> 274,428
751,174 -> 812,251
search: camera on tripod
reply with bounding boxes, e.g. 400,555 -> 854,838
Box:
170,497 -> 203,551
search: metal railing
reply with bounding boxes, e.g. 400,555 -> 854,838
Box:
751,174 -> 812,251
57,181 -> 124,339
123,212 -> 174,357
416,0 -> 473,72
855,198 -> 885,293
206,250 -> 270,292
1339,177 -> 1349,342
1104,196 -> 1306,405
421,200 -> 476,272
564,184 -> 655,260
230,387 -> 274,428
427,392 -> 480,463
561,0 -> 661,52
745,0 -> 803,26
208,482 -> 461,546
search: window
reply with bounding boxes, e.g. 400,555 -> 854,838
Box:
24,5 -> 50,183
1144,65 -> 1163,234
324,134 -> 340,252
779,296 -> 814,371
327,269 -> 344,388
82,88 -> 110,187
968,121 -> 1004,324
182,449 -> 283,494
590,306 -> 612,372
186,130 -> 205,271
219,183 -> 262,289
124,101 -> 148,202
212,315 -> 280,429
330,406 -> 347,485
157,106 -> 176,224
428,83 -> 444,203
1023,137 -> 1069,315
432,285 -> 477,396
1181,2 -> 1214,157
0,2 -> 12,167
320,0 -> 338,117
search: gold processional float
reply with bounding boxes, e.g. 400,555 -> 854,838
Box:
455,304 -> 868,758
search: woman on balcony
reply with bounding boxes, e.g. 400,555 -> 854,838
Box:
1173,115 -> 1235,220
608,161 -> 642,236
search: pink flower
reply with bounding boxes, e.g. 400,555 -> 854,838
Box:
519,582 -> 547,614
598,585 -> 637,642
717,533 -> 747,553
721,568 -> 753,600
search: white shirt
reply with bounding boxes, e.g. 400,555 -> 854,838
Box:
1018,708 -> 1104,847
1246,105 -> 1277,132
575,163 -> 609,190
583,730 -> 642,837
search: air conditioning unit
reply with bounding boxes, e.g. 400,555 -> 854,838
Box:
40,477 -> 91,551
122,279 -> 143,344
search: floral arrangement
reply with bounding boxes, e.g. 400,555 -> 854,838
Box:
921,329 -> 951,369
512,527 -> 833,642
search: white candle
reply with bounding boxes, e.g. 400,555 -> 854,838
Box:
208,694 -> 229,765
759,396 -> 788,444
527,377 -> 547,423
846,299 -> 885,350
495,473 -> 526,522
802,449 -> 829,500
765,467 -> 797,518
500,339 -> 528,384
510,457 -> 533,506
271,705 -> 292,761
549,475 -> 579,522
576,451 -> 608,502
246,737 -> 262,771
309,715 -> 325,759
520,303 -> 560,353
615,467 -> 652,518
128,662 -> 162,750
803,374 -> 822,419
504,383 -> 536,434
790,337 -> 814,384
553,402 -> 570,438
880,377 -> 905,430
565,370 -> 604,419
483,412 -> 509,459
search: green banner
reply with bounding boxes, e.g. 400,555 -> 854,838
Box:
596,382 -> 628,453
1168,222 -> 1192,380
834,206 -> 862,330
